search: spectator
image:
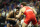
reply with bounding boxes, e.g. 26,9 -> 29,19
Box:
2,9 -> 6,17
1,9 -> 6,23
9,4 -> 11,11
6,10 -> 9,17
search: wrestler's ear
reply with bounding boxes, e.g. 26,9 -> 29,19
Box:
20,5 -> 23,8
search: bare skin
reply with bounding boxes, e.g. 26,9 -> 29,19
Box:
7,23 -> 10,27
6,11 -> 16,20
16,6 -> 38,27
6,11 -> 19,27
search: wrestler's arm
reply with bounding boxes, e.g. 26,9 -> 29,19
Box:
32,8 -> 37,15
16,9 -> 22,18
6,11 -> 16,20
30,7 -> 37,15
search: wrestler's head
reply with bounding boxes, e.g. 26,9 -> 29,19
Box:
20,2 -> 27,7
14,7 -> 20,14
16,7 -> 20,12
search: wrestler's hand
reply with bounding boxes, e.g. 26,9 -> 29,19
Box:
12,18 -> 16,21
15,19 -> 17,21
16,15 -> 19,18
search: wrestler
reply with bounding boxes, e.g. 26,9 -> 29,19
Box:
6,8 -> 19,27
16,2 -> 38,27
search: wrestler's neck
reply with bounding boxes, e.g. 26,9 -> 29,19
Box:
23,6 -> 27,7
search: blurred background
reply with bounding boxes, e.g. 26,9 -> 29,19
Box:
0,0 -> 40,27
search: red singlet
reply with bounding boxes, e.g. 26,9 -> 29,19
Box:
24,6 -> 37,25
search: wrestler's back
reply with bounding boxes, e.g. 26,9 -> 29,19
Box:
22,6 -> 37,25
22,6 -> 35,18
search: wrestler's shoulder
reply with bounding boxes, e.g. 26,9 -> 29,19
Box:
21,7 -> 26,10
9,10 -> 13,14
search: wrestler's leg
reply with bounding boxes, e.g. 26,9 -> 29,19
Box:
22,17 -> 31,27
22,22 -> 28,27
15,23 -> 19,27
34,23 -> 38,27
7,23 -> 10,27
13,22 -> 19,27
32,18 -> 38,27
7,21 -> 10,27
15,20 -> 19,27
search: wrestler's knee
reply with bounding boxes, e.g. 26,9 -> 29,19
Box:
22,22 -> 28,27
7,23 -> 10,27
15,23 -> 19,27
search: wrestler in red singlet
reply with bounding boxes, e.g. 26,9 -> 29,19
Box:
24,6 -> 37,25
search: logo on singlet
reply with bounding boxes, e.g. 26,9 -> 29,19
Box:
26,9 -> 32,12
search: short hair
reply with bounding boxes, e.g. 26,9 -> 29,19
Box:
21,2 -> 27,6
16,7 -> 20,11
